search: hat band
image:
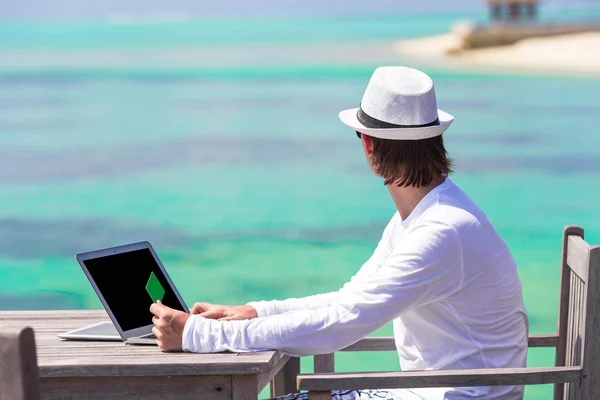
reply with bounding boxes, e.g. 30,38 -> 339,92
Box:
357,107 -> 440,129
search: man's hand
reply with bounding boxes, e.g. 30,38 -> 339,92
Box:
190,302 -> 258,321
149,300 -> 190,352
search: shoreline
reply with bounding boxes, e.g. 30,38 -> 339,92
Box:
394,31 -> 600,79
1,35 -> 599,80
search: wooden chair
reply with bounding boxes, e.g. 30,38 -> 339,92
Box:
0,327 -> 40,400
286,226 -> 600,399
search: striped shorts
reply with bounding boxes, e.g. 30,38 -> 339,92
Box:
276,390 -> 393,400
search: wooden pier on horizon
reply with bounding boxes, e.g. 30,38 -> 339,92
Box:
450,0 -> 600,49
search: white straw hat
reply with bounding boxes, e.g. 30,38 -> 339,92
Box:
339,66 -> 454,140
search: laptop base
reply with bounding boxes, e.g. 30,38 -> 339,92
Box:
125,337 -> 158,346
58,322 -> 122,341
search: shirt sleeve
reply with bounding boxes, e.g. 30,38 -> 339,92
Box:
246,214 -> 397,317
183,221 -> 464,356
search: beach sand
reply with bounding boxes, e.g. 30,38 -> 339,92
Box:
395,31 -> 600,78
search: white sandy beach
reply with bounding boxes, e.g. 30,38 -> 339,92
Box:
395,31 -> 600,78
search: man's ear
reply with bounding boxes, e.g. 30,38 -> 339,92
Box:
361,133 -> 374,156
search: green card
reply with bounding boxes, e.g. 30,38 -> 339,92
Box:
146,272 -> 165,303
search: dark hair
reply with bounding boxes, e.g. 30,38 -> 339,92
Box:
358,132 -> 453,188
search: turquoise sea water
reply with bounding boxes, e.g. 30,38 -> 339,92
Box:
1,9 -> 600,399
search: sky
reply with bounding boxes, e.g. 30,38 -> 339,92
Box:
0,0 -> 590,20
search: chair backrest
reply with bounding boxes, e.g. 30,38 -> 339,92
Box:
0,327 -> 40,400
554,226 -> 600,400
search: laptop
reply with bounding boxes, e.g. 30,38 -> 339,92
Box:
58,241 -> 189,345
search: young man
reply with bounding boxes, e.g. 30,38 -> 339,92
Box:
150,66 -> 529,399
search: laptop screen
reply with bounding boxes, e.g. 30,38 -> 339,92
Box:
82,248 -> 186,332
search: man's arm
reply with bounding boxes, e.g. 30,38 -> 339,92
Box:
191,214 -> 398,320
187,243 -> 389,322
245,214 -> 398,318
247,245 -> 390,317
183,221 -> 463,356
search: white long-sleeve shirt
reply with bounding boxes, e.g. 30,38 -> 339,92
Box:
183,178 -> 529,399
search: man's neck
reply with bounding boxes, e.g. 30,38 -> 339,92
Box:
388,175 -> 445,221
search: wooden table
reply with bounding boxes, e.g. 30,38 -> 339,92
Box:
0,310 -> 299,400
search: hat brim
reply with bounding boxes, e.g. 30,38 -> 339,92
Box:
339,108 -> 454,140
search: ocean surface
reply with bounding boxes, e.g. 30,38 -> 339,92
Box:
1,8 -> 600,399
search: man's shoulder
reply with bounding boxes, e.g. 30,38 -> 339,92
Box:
424,185 -> 489,230
403,217 -> 462,251
415,191 -> 504,257
417,202 -> 481,230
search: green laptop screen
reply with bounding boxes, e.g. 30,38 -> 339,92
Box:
83,248 -> 185,332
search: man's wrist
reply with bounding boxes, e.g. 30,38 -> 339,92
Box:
176,312 -> 191,334
243,305 -> 258,319
246,301 -> 268,318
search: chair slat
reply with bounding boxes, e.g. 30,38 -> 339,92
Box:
555,226 -> 584,400
340,334 -> 557,353
564,270 -> 573,365
298,366 -> 582,391
0,327 -> 41,400
579,246 -> 600,398
567,236 -> 590,282
528,334 -> 559,348
563,269 -> 586,397
576,276 -> 584,365
341,337 -> 396,352
568,273 -> 585,369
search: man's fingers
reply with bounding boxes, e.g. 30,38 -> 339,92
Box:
191,302 -> 210,314
154,318 -> 167,329
152,316 -> 159,325
152,326 -> 162,340
190,305 -> 201,314
157,300 -> 172,310
218,316 -> 236,321
150,302 -> 166,318
199,309 -> 223,319
149,303 -> 159,316
157,300 -> 178,315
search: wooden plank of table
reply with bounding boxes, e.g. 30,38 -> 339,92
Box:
0,311 -> 284,378
232,375 -> 258,400
41,375 -> 232,400
0,310 -> 107,320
